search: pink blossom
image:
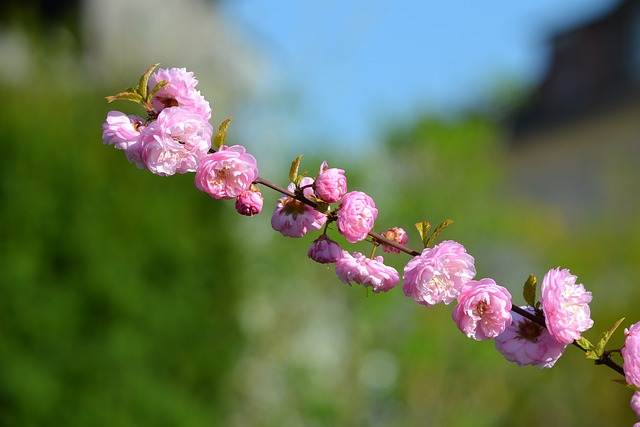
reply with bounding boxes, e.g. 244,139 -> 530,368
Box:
380,227 -> 408,254
314,161 -> 347,203
271,178 -> 326,238
494,306 -> 567,368
402,240 -> 476,306
101,111 -> 147,169
308,234 -> 341,264
622,322 -> 640,388
336,191 -> 378,243
335,251 -> 399,293
139,107 -> 213,176
452,278 -> 512,341
235,186 -> 263,216
540,268 -> 593,345
195,145 -> 259,200
631,392 -> 640,420
148,67 -> 211,120
102,111 -> 145,151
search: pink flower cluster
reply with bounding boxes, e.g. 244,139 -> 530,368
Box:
102,67 -> 213,176
102,66 -> 262,213
103,65 -> 640,420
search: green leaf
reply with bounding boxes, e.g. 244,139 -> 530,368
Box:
105,91 -> 144,104
425,219 -> 453,248
137,63 -> 160,100
522,274 -> 537,307
148,80 -> 169,101
595,317 -> 625,357
313,200 -> 330,213
289,154 -> 303,183
213,117 -> 233,149
575,337 -> 598,359
414,221 -> 431,248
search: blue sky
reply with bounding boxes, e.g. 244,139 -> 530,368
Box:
220,0 -> 614,149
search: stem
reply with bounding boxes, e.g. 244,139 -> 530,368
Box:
253,174 -> 626,378
254,176 -> 417,255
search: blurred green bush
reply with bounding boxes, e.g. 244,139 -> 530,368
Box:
0,73 -> 242,426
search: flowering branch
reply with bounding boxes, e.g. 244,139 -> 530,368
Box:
100,64 -> 640,421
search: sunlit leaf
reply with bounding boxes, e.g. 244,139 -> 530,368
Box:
213,117 -> 233,149
595,317 -> 625,357
137,63 -> 160,100
522,274 -> 537,307
425,219 -> 453,248
414,221 -> 431,248
289,154 -> 303,183
105,91 -> 144,104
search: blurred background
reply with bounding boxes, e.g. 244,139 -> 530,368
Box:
1,0 -> 639,425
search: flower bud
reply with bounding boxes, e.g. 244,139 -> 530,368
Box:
336,191 -> 377,243
380,227 -> 408,253
307,234 -> 341,264
235,185 -> 263,216
314,161 -> 347,203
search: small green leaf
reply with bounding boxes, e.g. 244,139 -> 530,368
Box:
213,117 -> 233,149
414,221 -> 431,248
289,154 -> 303,183
105,91 -> 144,104
576,336 -> 597,359
137,63 -> 160,100
148,80 -> 169,101
294,170 -> 308,187
595,317 -> 625,357
522,274 -> 537,308
313,200 -> 330,213
425,219 -> 453,248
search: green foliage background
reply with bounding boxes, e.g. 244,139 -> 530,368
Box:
1,64 -> 639,426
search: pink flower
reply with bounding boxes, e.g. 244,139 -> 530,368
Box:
380,227 -> 408,254
308,234 -> 341,264
148,67 -> 211,120
102,111 -> 145,151
235,186 -> 263,216
195,145 -> 259,199
314,161 -> 347,203
494,306 -> 567,368
102,111 -> 147,169
540,268 -> 593,345
335,251 -> 399,293
452,278 -> 512,341
271,178 -> 327,238
139,107 -> 213,176
402,240 -> 476,306
622,322 -> 640,388
337,191 -> 378,243
631,392 -> 640,420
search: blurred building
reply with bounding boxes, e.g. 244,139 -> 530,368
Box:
508,0 -> 640,224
